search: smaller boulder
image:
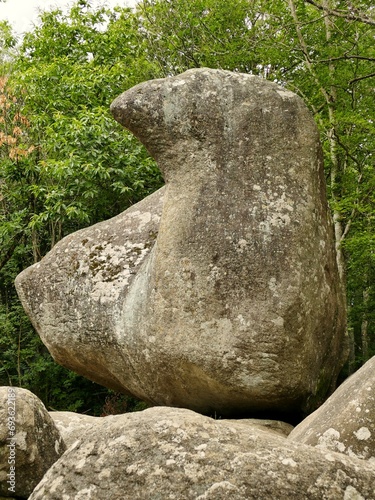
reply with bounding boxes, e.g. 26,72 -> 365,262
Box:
0,387 -> 66,498
30,407 -> 375,499
288,356 -> 375,461
226,418 -> 294,437
49,411 -> 100,448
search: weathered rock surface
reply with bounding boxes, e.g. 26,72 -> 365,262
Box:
288,356 -> 375,462
49,409 -> 293,445
227,418 -> 294,437
30,406 -> 375,500
16,68 -> 347,418
0,387 -> 66,498
16,187 -> 165,393
49,411 -> 102,448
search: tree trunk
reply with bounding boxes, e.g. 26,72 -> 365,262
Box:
361,287 -> 370,363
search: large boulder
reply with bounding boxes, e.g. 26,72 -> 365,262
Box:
0,387 -> 66,498
288,356 -> 375,461
16,68 -> 347,419
30,407 -> 375,499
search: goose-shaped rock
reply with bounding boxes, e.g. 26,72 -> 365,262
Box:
16,69 -> 347,419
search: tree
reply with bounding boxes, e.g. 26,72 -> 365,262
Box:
277,0 -> 375,371
137,0 -> 375,371
0,0 -> 162,413
137,0 -> 268,75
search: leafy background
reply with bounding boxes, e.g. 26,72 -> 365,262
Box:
0,0 -> 374,415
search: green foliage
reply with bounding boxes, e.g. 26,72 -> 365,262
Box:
1,0 -> 374,415
0,0 -> 162,414
1,0 -> 163,258
138,0 -> 263,74
100,391 -> 149,416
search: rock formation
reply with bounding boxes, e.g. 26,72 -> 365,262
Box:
288,356 -> 375,461
30,406 -> 375,500
0,387 -> 66,499
49,412 -> 103,448
2,375 -> 374,499
16,187 -> 165,394
16,68 -> 347,419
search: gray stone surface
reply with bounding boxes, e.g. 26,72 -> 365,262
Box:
227,418 -> 294,437
16,69 -> 347,418
16,187 -> 165,394
288,356 -> 375,462
30,407 -> 375,500
49,412 -> 102,448
0,387 -> 66,498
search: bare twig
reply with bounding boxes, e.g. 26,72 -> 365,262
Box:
349,72 -> 375,84
305,0 -> 375,26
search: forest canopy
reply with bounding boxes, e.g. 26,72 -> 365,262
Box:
0,0 -> 374,414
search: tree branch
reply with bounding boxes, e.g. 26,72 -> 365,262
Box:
340,173 -> 363,244
349,72 -> 375,84
318,55 -> 375,63
287,0 -> 333,105
305,0 -> 375,26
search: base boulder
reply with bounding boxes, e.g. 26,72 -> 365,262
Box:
30,407 -> 375,499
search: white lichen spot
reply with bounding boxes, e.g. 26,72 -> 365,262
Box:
126,463 -> 146,476
49,475 -> 64,493
353,427 -> 371,441
235,314 -> 252,333
195,444 -> 207,451
267,470 -> 278,478
268,277 -> 278,295
54,439 -> 61,454
98,468 -> 111,480
257,191 -> 295,240
207,264 -> 220,283
276,89 -> 295,99
317,428 -> 346,453
271,316 -> 284,327
196,481 -> 239,499
14,431 -> 27,451
143,348 -> 151,361
172,428 -> 188,444
171,80 -> 186,87
152,466 -> 167,477
237,239 -> 248,253
344,485 -> 365,500
76,485 -> 98,499
281,457 -> 297,467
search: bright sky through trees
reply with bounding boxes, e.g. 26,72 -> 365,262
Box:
0,0 -> 136,35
